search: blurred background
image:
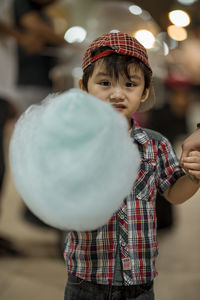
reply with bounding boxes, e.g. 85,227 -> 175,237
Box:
0,0 -> 200,299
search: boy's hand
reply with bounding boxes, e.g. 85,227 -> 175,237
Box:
181,151 -> 200,183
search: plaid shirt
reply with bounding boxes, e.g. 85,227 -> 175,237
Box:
64,120 -> 185,285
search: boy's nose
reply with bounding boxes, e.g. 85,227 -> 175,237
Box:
109,87 -> 125,102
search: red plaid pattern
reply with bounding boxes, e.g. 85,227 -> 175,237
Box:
82,32 -> 152,73
64,120 -> 185,286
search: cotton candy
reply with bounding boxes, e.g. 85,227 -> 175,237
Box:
9,89 -> 140,231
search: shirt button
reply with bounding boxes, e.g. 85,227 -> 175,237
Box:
120,215 -> 125,220
121,242 -> 126,247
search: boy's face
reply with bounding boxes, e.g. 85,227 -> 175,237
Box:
79,60 -> 149,126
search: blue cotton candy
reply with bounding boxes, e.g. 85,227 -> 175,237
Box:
9,89 -> 140,231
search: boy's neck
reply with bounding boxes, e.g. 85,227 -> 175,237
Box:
128,118 -> 133,135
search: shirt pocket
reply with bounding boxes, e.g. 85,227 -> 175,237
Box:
135,159 -> 157,202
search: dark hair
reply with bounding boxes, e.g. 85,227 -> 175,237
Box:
82,47 -> 151,92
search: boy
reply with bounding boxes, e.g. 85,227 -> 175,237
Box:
64,32 -> 200,300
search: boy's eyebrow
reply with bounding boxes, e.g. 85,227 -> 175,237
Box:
95,72 -> 110,77
129,74 -> 142,81
95,72 -> 142,81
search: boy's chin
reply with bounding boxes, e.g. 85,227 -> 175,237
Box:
113,107 -> 125,113
113,107 -> 126,115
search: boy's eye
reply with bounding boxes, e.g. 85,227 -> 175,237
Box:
126,82 -> 136,87
99,81 -> 111,86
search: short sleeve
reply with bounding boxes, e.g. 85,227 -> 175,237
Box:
157,136 -> 185,194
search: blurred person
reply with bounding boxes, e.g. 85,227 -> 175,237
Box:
12,0 -> 67,113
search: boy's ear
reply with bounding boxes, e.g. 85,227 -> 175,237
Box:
78,78 -> 85,90
141,88 -> 150,103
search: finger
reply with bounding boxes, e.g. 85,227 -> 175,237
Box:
188,151 -> 200,157
183,162 -> 200,170
188,169 -> 200,179
180,149 -> 189,162
182,156 -> 200,163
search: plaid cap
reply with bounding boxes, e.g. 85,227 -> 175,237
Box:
82,32 -> 152,75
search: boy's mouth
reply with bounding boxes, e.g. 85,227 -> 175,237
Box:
111,103 -> 127,112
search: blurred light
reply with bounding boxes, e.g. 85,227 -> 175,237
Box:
169,10 -> 191,27
64,26 -> 87,43
129,5 -> 142,15
163,42 -> 169,56
110,29 -> 120,33
135,30 -> 155,49
177,0 -> 197,5
167,25 -> 188,41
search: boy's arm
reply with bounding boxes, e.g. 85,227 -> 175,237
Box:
163,174 -> 200,204
163,151 -> 200,204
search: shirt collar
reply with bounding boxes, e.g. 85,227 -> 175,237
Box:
130,119 -> 150,146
